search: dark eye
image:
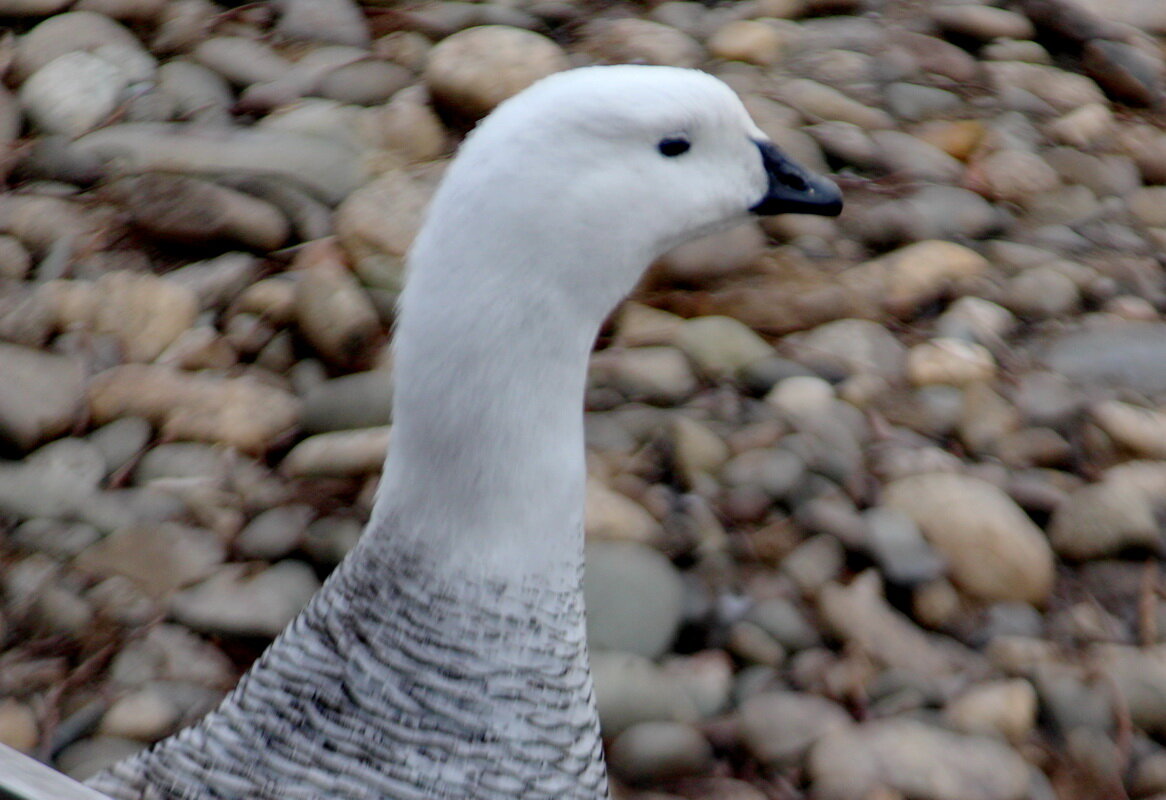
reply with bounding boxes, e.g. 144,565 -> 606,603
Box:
657,137 -> 690,157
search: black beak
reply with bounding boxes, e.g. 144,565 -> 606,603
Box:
749,140 -> 843,217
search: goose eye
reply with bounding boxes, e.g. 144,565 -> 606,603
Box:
657,137 -> 690,157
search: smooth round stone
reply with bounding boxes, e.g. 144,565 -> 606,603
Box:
785,318 -> 906,381
14,11 -> 145,80
1048,477 -> 1160,559
864,506 -> 944,586
591,651 -> 699,736
936,297 -> 1016,346
674,316 -> 774,381
1049,103 -> 1114,148
10,519 -> 101,558
884,472 -> 1055,604
932,4 -> 1035,40
424,25 -> 568,119
584,481 -> 661,545
739,690 -> 852,767
274,0 -> 370,46
743,598 -> 820,652
0,342 -> 85,453
589,346 -> 699,406
884,82 -> 961,121
302,515 -> 363,566
301,370 -> 393,434
720,447 -> 805,500
0,438 -> 105,522
580,18 -> 703,68
1002,266 -> 1080,319
781,534 -> 845,594
281,427 -> 391,478
99,686 -> 182,741
776,78 -> 894,129
907,339 -> 996,387
584,541 -> 684,659
55,736 -> 147,782
655,223 -> 766,282
235,505 -> 315,561
169,560 -> 321,638
968,148 -> 1060,203
945,679 -> 1038,743
1043,322 -> 1166,396
707,20 -> 784,65
20,51 -> 127,138
76,522 -> 225,598
808,718 -> 1031,800
0,698 -> 37,752
608,721 -> 713,784
90,364 -> 301,455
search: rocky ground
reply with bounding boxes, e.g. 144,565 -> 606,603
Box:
0,0 -> 1166,798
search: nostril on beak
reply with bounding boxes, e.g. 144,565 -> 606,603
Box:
750,139 -> 843,217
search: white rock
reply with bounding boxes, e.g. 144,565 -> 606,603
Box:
20,51 -> 127,137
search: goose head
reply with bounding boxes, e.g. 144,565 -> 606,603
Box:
414,65 -> 842,314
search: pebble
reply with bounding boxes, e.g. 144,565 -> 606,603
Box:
932,5 -> 1035,41
738,690 -> 852,767
1044,322 -> 1166,395
99,686 -> 182,741
1047,479 -> 1160,559
0,698 -> 38,753
607,721 -> 713,784
281,427 -> 391,478
584,481 -> 662,545
655,223 -> 766,282
907,339 -> 997,387
864,506 -> 945,586
674,316 -> 774,381
20,51 -> 129,138
591,651 -> 698,736
0,343 -> 84,452
169,560 -> 320,638
580,18 -> 703,68
967,148 -> 1060,204
334,168 -> 436,292
75,523 -> 224,598
808,718 -> 1031,800
105,174 -> 289,251
584,541 -> 684,659
274,0 -> 370,47
785,318 -> 905,380
707,20 -> 784,66
70,123 -> 369,204
301,370 -> 393,434
89,365 -> 301,454
944,679 -> 1038,743
777,78 -> 894,129
14,11 -> 146,80
818,571 -> 963,677
55,737 -> 146,782
884,473 -> 1055,604
424,26 -> 569,119
293,244 -> 381,369
234,505 -> 314,561
589,347 -> 699,406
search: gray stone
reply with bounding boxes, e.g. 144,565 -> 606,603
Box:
1043,322 -> 1166,396
0,343 -> 84,452
170,560 -> 320,638
739,690 -> 852,767
584,541 -> 684,659
591,651 -> 698,737
235,505 -> 314,561
864,506 -> 945,586
809,718 -> 1031,800
607,721 -> 713,784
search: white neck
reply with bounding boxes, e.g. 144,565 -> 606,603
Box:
367,176 -> 647,579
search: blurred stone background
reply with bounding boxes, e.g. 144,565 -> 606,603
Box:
1,0 -> 1166,798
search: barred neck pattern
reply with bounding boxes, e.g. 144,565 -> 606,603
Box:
87,543 -> 608,800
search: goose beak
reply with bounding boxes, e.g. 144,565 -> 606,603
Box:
749,140 -> 843,217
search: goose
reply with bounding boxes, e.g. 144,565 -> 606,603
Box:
81,65 -> 842,800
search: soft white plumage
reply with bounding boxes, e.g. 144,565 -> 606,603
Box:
87,65 -> 841,800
